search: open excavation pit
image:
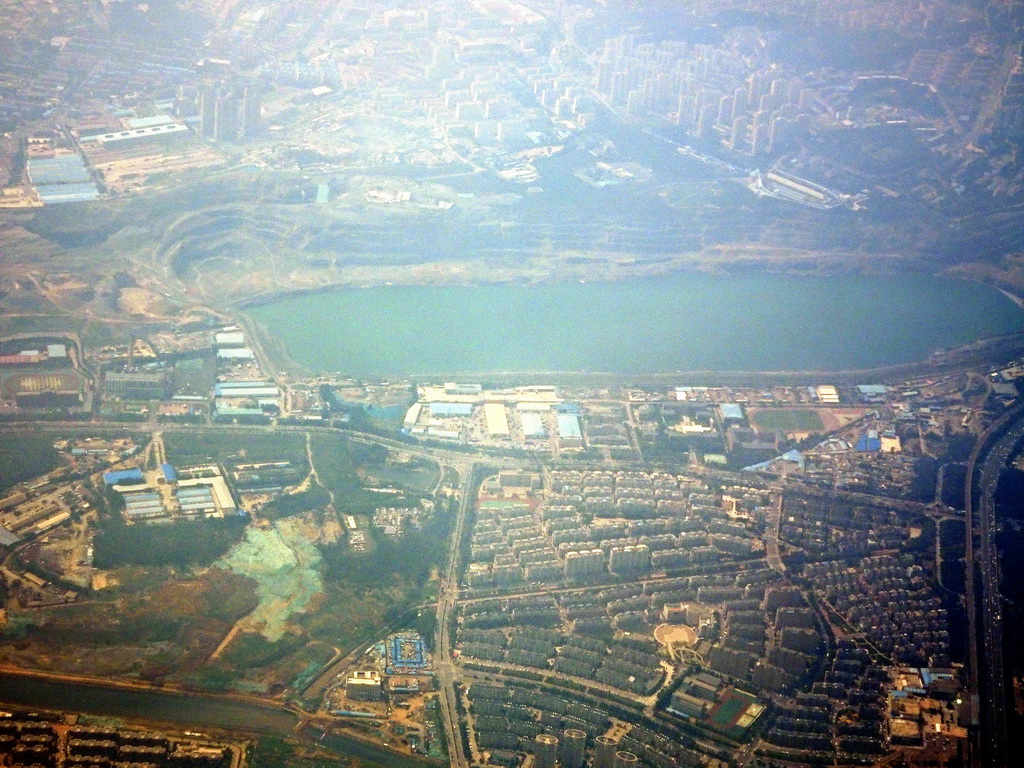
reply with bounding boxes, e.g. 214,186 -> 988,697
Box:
218,519 -> 323,642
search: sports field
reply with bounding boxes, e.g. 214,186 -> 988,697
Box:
707,689 -> 764,737
749,408 -> 824,433
479,500 -> 530,510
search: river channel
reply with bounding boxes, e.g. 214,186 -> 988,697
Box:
0,675 -> 431,768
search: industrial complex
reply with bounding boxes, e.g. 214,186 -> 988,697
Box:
404,384 -> 585,452
104,462 -> 237,524
0,338 -> 1017,768
1,0 -> 1024,766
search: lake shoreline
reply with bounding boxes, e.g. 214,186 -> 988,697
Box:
242,324 -> 1024,386
237,274 -> 1024,385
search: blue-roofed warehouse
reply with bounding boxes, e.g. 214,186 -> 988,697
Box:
214,382 -> 279,397
176,485 -> 216,514
743,449 -> 806,472
386,632 -> 428,674
162,463 -> 177,483
36,183 -> 100,203
27,155 -> 91,185
720,403 -> 744,421
556,413 -> 582,440
520,411 -> 547,438
856,430 -> 882,452
104,468 -> 144,485
215,405 -> 266,417
123,490 -> 166,519
857,384 -> 889,397
429,402 -> 474,418
125,115 -> 176,129
28,154 -> 101,205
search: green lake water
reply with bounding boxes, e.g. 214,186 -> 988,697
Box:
246,275 -> 1024,376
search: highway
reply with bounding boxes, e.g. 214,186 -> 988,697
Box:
433,461 -> 478,768
0,419 -> 525,470
964,403 -> 1024,768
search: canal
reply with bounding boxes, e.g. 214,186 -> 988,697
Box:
0,674 -> 434,768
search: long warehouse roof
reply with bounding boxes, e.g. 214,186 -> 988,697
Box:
556,413 -> 582,439
520,411 -> 547,438
430,402 -> 473,417
484,403 -> 509,436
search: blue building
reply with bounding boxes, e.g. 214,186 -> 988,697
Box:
429,402 -> 474,418
855,430 -> 881,452
720,403 -> 744,421
28,155 -> 101,204
386,632 -> 429,674
556,413 -> 582,440
103,468 -> 144,485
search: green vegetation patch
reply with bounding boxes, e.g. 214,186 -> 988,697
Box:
94,517 -> 247,569
310,433 -> 421,513
220,632 -> 307,672
749,409 -> 824,433
479,500 -> 529,510
309,496 -> 455,650
263,485 -> 331,520
0,433 -> 61,493
320,497 -> 453,593
301,584 -> 392,654
249,736 -> 369,768
164,430 -> 307,468
0,310 -> 85,340
348,442 -> 440,494
309,433 -> 367,504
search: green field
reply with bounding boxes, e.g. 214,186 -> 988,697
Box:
750,409 -> 824,433
0,433 -> 61,493
164,430 -> 308,467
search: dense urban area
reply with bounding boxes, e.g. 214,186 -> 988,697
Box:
1,315 -> 1023,768
3,2 -> 1024,768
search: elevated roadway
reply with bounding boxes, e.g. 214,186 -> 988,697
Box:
0,420 -> 520,472
433,462 -> 479,768
964,403 -> 1024,768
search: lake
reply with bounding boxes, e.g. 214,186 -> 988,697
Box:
246,275 -> 1024,376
